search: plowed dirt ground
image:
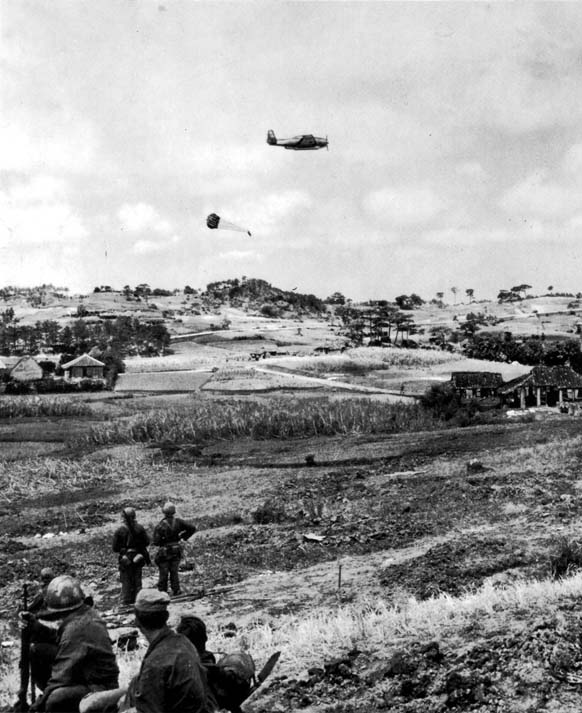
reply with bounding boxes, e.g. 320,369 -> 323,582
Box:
2,414 -> 582,712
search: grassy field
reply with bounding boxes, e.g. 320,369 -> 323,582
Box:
2,397 -> 582,711
4,295 -> 582,711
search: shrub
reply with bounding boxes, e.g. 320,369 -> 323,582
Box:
252,499 -> 286,524
550,537 -> 582,579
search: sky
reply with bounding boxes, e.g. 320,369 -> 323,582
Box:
3,2 -> 582,302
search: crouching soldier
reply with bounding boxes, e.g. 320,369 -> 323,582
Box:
153,502 -> 196,596
30,575 -> 119,713
112,508 -> 151,605
120,589 -> 213,713
177,615 -> 279,713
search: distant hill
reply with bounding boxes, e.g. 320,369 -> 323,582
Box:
201,278 -> 325,317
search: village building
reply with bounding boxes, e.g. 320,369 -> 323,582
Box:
61,353 -> 106,381
450,371 -> 504,399
499,365 -> 582,409
9,356 -> 44,382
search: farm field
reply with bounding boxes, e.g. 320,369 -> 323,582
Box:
2,385 -> 582,711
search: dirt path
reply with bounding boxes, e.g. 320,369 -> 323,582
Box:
254,365 -> 417,400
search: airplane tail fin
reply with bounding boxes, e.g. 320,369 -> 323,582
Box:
267,130 -> 277,145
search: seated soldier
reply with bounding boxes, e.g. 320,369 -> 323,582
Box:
30,576 -> 119,713
177,615 -> 255,713
176,615 -> 216,666
120,589 -> 213,713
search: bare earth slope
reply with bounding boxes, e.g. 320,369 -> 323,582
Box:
2,415 -> 582,711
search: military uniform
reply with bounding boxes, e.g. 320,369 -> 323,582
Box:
16,571 -> 58,708
112,511 -> 151,605
124,628 -> 210,713
121,589 -> 213,713
152,506 -> 196,595
31,577 -> 119,713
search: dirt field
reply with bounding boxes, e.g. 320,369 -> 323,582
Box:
3,400 -> 582,711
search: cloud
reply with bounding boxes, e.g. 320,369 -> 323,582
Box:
499,172 -> 581,219
0,175 -> 88,248
118,203 -> 172,234
363,186 -> 445,226
218,190 -> 313,234
562,143 -> 582,175
216,250 -> 259,261
132,234 -> 181,254
455,162 -> 487,179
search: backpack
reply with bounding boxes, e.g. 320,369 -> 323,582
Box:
210,652 -> 256,712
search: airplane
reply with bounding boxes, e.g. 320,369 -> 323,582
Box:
267,129 -> 328,151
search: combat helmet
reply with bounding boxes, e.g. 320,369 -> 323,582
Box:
40,575 -> 86,619
122,507 -> 136,520
162,502 -> 176,516
40,567 -> 55,584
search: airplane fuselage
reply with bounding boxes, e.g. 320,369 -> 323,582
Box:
267,130 -> 328,150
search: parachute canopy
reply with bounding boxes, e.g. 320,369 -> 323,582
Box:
206,213 -> 251,236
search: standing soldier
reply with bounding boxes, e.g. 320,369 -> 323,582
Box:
112,507 -> 151,605
152,502 -> 197,596
29,575 -> 119,713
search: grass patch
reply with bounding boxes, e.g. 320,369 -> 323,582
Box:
79,398 -> 440,446
0,396 -> 93,418
274,347 -> 458,375
0,454 -> 168,502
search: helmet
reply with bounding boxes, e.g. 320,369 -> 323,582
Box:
41,575 -> 85,618
162,502 -> 176,516
177,615 -> 207,651
40,567 -> 55,584
122,507 -> 136,521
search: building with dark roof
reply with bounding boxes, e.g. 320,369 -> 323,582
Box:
498,365 -> 582,409
450,371 -> 504,399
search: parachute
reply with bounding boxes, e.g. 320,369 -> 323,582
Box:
206,213 -> 251,236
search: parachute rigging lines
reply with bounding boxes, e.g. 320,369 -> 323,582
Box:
206,213 -> 251,236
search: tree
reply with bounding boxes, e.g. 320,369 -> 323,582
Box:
548,285 -> 554,294
466,288 -> 474,301
436,292 -> 444,301
325,292 -> 346,305
450,286 -> 458,304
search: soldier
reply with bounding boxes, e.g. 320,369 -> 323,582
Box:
177,615 -> 257,713
152,502 -> 197,596
120,589 -> 212,713
14,569 -> 58,710
30,575 -> 119,713
176,615 -> 216,666
112,507 -> 151,605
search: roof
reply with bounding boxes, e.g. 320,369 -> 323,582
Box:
61,353 -> 105,370
499,365 -> 582,394
450,371 -> 504,389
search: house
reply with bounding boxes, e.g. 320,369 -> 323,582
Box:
61,354 -> 106,381
9,356 -> 44,382
499,365 -> 582,409
450,371 -> 504,399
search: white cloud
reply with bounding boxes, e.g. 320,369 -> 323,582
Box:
455,162 -> 487,179
216,250 -> 258,261
562,144 -> 582,175
0,121 -> 98,174
132,234 -> 181,255
0,175 -> 88,248
219,190 -> 313,234
118,203 -> 172,234
363,186 -> 445,226
499,172 -> 581,218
